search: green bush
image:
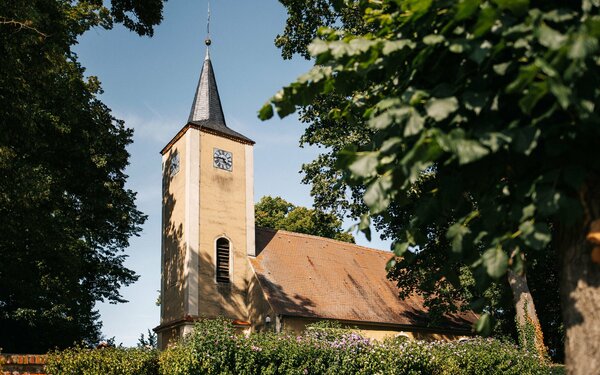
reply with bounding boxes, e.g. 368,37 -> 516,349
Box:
46,346 -> 158,375
159,318 -> 549,375
42,319 -> 549,374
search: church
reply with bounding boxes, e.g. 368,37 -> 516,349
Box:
153,39 -> 477,349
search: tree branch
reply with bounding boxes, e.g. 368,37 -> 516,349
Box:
0,18 -> 47,37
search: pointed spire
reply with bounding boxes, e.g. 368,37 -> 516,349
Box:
188,0 -> 226,126
183,2 -> 254,145
187,47 -> 227,126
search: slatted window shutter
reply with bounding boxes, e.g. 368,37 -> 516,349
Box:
216,238 -> 230,283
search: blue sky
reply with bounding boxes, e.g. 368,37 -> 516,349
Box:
76,1 -> 391,346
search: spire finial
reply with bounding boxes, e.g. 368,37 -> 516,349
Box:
204,0 -> 211,47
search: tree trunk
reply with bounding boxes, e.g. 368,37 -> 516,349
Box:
557,182 -> 600,375
507,269 -> 548,360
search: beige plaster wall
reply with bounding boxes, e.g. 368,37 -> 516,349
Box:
157,325 -> 180,349
158,129 -> 259,349
195,131 -> 254,321
246,273 -> 276,332
281,317 -> 471,342
161,136 -> 186,324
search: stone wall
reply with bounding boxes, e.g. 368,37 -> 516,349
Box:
1,354 -> 46,375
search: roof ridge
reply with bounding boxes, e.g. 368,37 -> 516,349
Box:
256,226 -> 391,255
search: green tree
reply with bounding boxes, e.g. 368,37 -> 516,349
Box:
137,329 -> 158,349
261,0 -> 600,371
0,0 -> 166,353
275,0 -> 368,60
255,196 -> 354,243
277,0 -> 559,359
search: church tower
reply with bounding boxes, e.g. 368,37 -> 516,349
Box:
155,35 -> 256,348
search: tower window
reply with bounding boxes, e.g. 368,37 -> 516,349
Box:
216,238 -> 230,283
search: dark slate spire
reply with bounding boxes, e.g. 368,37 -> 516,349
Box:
184,5 -> 253,145
188,48 -> 226,125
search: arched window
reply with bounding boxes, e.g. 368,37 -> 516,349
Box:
216,238 -> 230,283
395,332 -> 410,340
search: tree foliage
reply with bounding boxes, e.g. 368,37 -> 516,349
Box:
0,0 -> 165,352
255,196 -> 354,243
137,329 -> 158,349
262,0 -> 600,367
275,0 -> 367,60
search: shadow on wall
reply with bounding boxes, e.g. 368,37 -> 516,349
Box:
252,229 -> 318,319
161,150 -> 185,324
160,149 -> 255,327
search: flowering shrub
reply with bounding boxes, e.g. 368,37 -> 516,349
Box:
46,346 -> 158,375
42,320 -> 548,374
158,318 -> 549,375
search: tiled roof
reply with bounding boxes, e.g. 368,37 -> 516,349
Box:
250,228 -> 477,332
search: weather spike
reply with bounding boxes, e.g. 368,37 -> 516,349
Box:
205,0 -> 211,46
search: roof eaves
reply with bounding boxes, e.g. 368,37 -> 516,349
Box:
160,122 -> 255,155
190,120 -> 255,145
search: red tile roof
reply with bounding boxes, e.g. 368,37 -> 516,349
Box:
250,228 -> 477,332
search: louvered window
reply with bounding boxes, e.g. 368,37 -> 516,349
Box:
216,238 -> 230,283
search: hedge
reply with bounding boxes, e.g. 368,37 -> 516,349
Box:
43,319 -> 549,374
158,318 -> 549,375
45,346 -> 158,375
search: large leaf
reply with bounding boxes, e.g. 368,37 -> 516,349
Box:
455,0 -> 479,21
425,97 -> 459,122
568,32 -> 599,59
364,174 -> 393,214
358,214 -> 371,241
447,222 -> 471,253
493,0 -> 530,15
382,40 -> 416,55
462,91 -> 488,115
519,81 -> 549,114
537,23 -> 567,50
475,313 -> 493,336
519,221 -> 552,250
393,241 -> 410,257
401,0 -> 433,16
258,103 -> 274,120
369,107 -> 411,130
454,139 -> 489,165
423,34 -> 445,45
403,109 -> 425,136
512,126 -> 541,155
348,152 -> 378,178
473,7 -> 498,37
482,247 -> 508,279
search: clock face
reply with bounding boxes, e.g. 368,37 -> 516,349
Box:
213,148 -> 233,171
169,153 -> 180,177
